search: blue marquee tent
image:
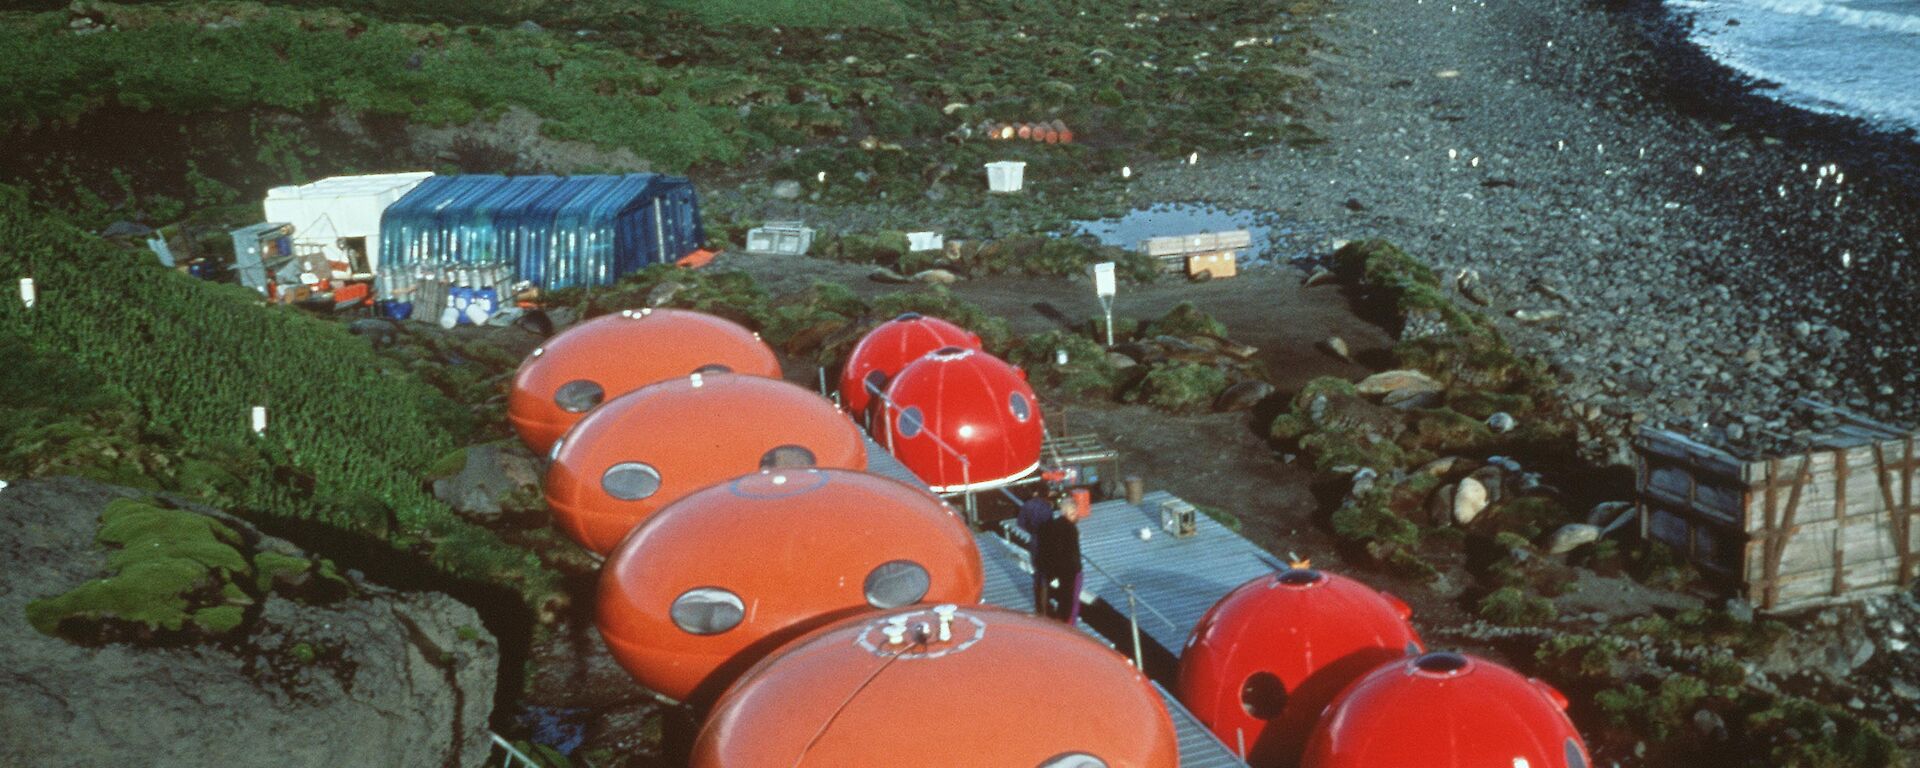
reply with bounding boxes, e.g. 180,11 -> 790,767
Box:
377,174 -> 703,291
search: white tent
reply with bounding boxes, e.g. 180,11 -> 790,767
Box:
263,172 -> 433,279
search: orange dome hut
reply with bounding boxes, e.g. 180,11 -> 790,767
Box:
545,372 -> 866,554
838,312 -> 983,415
596,467 -> 986,704
694,605 -> 1181,768
507,308 -> 780,454
1301,652 -> 1592,768
879,347 -> 1043,493
1176,568 -> 1423,767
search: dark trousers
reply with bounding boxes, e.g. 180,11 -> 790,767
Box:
1034,570 -> 1085,625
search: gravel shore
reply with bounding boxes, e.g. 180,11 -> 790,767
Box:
1132,0 -> 1920,465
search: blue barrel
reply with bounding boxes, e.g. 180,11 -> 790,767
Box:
379,300 -> 415,321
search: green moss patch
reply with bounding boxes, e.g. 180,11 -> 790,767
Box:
26,499 -> 252,638
25,498 -> 352,643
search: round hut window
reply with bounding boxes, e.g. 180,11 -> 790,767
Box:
1037,754 -> 1108,768
863,560 -> 930,608
554,379 -> 604,413
760,445 -> 817,469
897,406 -> 925,439
1241,672 -> 1288,720
670,587 -> 744,635
602,462 -> 662,500
1009,392 -> 1032,422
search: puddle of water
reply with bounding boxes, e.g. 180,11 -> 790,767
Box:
1073,203 -> 1325,265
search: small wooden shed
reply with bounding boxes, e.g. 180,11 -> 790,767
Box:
1635,399 -> 1919,612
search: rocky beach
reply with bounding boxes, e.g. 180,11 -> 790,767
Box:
1130,0 -> 1920,464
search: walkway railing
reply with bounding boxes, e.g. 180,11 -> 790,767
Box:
997,516 -> 1182,672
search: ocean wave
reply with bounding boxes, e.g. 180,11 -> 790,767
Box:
1707,0 -> 1920,36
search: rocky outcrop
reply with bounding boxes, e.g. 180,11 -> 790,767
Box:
0,477 -> 498,768
432,441 -> 546,527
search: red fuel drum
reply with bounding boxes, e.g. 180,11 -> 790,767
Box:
1176,569 -> 1423,767
1302,652 -> 1593,768
596,468 -> 985,704
879,347 -> 1043,492
507,308 -> 780,454
545,373 -> 866,554
839,312 -> 983,415
694,605 -> 1181,768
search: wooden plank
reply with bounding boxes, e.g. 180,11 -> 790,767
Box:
1833,450 -> 1848,597
1636,429 -> 1748,480
1761,456 -> 1813,610
1797,397 -> 1914,440
1876,437 -> 1917,588
1140,230 -> 1252,257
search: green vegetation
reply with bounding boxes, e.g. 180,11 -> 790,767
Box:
1748,697 -> 1904,768
549,264 -> 1013,368
1126,361 -> 1228,414
26,499 -> 252,637
25,497 -> 350,641
0,186 -> 555,605
1475,585 -> 1557,626
1534,634 -> 1629,684
1140,301 -> 1229,339
5,0 -> 1325,219
1330,489 -> 1433,580
1010,331 -> 1118,397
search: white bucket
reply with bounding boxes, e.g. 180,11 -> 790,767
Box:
984,161 -> 1027,193
906,231 -> 945,252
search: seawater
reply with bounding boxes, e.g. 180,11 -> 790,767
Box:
1669,0 -> 1920,136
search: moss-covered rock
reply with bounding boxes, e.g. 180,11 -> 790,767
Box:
26,498 -> 256,637
1011,330 -> 1119,398
25,497 -> 350,642
1127,361 -> 1229,414
1140,301 -> 1229,339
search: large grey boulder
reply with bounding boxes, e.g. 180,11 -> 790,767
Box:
432,441 -> 546,526
0,477 -> 498,768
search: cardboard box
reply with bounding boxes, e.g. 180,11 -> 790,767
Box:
1187,251 -> 1238,279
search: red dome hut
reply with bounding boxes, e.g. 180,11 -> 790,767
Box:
1301,652 -> 1592,768
596,468 -> 985,704
694,605 -> 1180,768
1176,568 -> 1423,767
838,313 -> 982,415
507,308 -> 780,454
545,373 -> 866,554
879,347 -> 1043,492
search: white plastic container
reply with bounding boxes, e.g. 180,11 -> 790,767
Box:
906,231 -> 945,252
984,161 -> 1027,193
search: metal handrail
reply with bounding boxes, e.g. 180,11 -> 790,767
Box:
489,733 -> 547,768
863,380 -> 980,523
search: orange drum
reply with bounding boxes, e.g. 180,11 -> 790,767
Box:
695,606 -> 1180,767
507,308 -> 780,454
545,373 -> 865,554
597,468 -> 983,704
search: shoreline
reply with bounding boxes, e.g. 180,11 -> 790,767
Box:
1127,0 -> 1920,465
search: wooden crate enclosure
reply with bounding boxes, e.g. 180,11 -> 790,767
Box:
1634,400 -> 1919,612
